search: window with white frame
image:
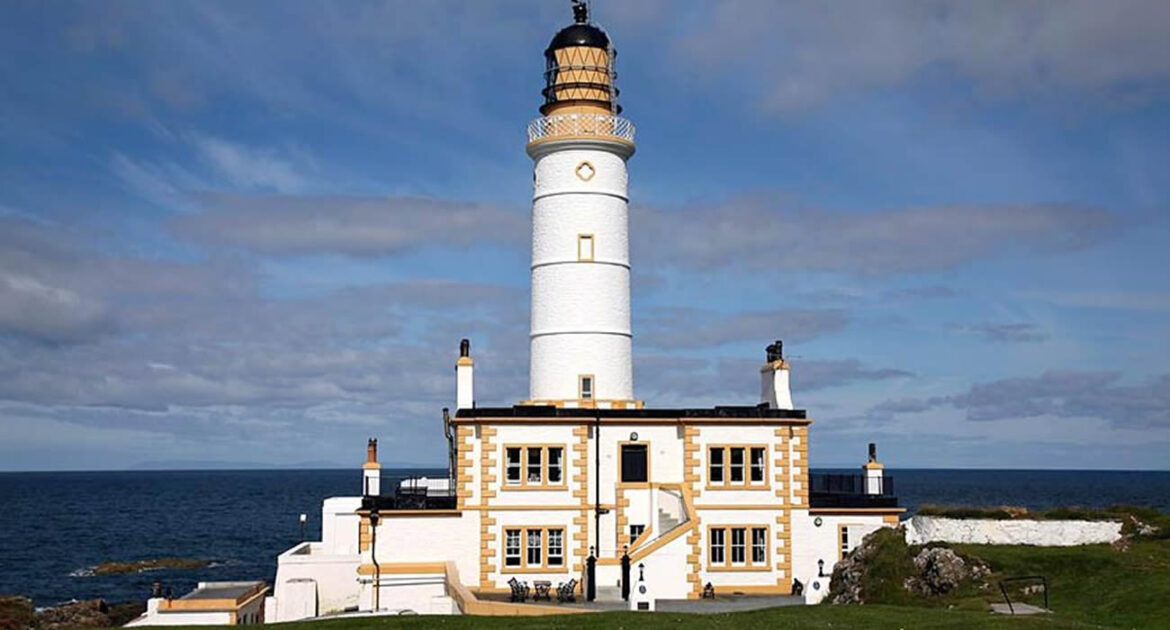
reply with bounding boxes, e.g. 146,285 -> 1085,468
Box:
504,529 -> 522,567
708,448 -> 724,483
526,529 -> 542,566
730,448 -> 745,483
752,527 -> 767,564
840,525 -> 851,558
527,448 -> 542,484
629,524 -> 646,541
505,447 -> 522,485
750,447 -> 767,483
503,527 -> 566,571
503,446 -> 565,488
709,527 -> 725,564
548,447 -> 563,484
708,446 -> 769,487
730,527 -> 746,564
547,529 -> 564,567
708,525 -> 769,570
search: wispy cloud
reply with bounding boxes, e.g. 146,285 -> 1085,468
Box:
865,370 -> 1170,429
634,199 -> 1121,275
639,307 -> 848,349
954,322 -> 1047,344
675,0 -> 1170,111
174,194 -> 526,256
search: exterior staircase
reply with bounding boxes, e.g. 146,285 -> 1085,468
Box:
657,509 -> 680,535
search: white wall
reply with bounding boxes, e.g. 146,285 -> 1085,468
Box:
904,516 -> 1123,546
126,610 -> 234,627
791,512 -> 887,604
271,543 -> 362,620
529,143 -> 633,402
373,512 -> 480,581
357,574 -> 448,614
322,497 -> 362,555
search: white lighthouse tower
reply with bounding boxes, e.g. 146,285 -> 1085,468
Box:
525,1 -> 639,409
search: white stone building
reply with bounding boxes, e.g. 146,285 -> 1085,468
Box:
126,582 -> 267,627
265,3 -> 902,619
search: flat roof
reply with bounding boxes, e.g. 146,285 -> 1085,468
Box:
182,582 -> 264,601
455,404 -> 807,420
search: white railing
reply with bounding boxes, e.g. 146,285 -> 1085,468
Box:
527,113 -> 635,143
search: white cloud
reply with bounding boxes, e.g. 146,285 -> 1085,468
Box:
677,0 -> 1170,111
175,194 -> 526,256
192,135 -> 311,194
634,199 -> 1120,275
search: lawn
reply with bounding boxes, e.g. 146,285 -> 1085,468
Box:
269,605 -> 1110,630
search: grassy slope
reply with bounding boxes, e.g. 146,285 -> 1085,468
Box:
829,526 -> 1170,629
956,540 -> 1170,629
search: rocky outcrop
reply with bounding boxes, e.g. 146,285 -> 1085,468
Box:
0,596 -> 35,630
827,528 -> 992,605
827,536 -> 874,604
904,547 -> 989,596
905,515 -> 1122,546
36,600 -> 111,630
0,597 -> 144,630
91,557 -> 211,575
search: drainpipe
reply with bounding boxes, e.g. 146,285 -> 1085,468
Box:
443,407 -> 455,499
594,413 -> 602,554
591,413 -> 601,601
369,510 -> 381,611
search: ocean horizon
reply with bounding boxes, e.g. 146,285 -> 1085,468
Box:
3,468 -> 1168,607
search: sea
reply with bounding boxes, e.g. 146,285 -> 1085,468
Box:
1,468 -> 1168,607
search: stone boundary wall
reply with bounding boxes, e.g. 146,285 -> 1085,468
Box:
904,515 -> 1123,546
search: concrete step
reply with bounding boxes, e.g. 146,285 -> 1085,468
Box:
595,586 -> 623,603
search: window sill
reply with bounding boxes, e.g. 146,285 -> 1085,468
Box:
501,484 -> 569,491
501,565 -> 570,574
705,564 -> 772,573
704,484 -> 771,491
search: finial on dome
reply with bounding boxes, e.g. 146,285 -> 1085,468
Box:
572,0 -> 589,25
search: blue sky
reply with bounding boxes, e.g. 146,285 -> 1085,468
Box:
1,0 -> 1168,471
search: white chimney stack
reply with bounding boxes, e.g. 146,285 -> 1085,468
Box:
864,442 -> 884,495
456,338 -> 474,410
760,340 -> 793,410
362,438 -> 381,496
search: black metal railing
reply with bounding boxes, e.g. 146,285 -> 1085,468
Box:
810,473 -> 894,496
809,473 -> 898,508
361,476 -> 457,511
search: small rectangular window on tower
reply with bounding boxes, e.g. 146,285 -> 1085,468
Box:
578,234 -> 594,261
579,375 -> 594,400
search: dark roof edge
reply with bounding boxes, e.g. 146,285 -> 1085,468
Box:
454,405 -> 807,420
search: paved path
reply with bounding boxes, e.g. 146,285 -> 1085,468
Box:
991,603 -> 1050,615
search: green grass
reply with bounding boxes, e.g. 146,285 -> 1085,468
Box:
266,606 -> 1106,630
823,525 -> 1170,629
955,539 -> 1170,629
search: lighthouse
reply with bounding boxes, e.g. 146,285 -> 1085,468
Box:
266,5 -> 905,618
525,1 -> 638,409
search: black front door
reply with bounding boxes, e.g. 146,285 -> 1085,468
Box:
620,444 -> 648,483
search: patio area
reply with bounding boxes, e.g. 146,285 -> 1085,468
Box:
474,589 -> 805,614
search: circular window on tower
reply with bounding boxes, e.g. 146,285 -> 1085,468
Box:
575,161 -> 596,181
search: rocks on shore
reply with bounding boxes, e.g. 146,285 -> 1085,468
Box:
0,596 -> 35,630
0,597 -> 145,630
92,557 -> 211,575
